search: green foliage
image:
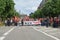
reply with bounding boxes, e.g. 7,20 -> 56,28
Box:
29,13 -> 35,18
30,9 -> 45,18
0,0 -> 20,21
30,0 -> 60,18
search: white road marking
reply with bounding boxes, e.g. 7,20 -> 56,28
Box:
3,27 -> 15,36
33,27 -> 60,40
0,37 -> 5,40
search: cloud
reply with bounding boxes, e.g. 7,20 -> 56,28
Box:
14,0 -> 42,15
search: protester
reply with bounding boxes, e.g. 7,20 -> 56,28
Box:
5,20 -> 7,26
44,17 -> 49,27
50,17 -> 53,26
10,19 -> 13,26
53,17 -> 59,28
12,16 -> 20,26
14,17 -> 18,26
58,17 -> 60,27
7,18 -> 11,26
58,18 -> 60,27
21,19 -> 23,26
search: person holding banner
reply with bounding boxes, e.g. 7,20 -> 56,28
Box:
21,19 -> 24,26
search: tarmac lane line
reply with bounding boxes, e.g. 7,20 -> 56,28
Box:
3,27 -> 15,36
33,27 -> 60,40
0,36 -> 5,40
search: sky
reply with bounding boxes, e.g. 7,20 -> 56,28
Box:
14,0 -> 42,15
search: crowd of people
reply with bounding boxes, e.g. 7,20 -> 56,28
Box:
4,16 -> 20,26
4,16 -> 60,28
40,17 -> 60,28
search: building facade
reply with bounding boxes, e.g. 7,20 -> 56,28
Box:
38,0 -> 48,9
20,14 -> 27,19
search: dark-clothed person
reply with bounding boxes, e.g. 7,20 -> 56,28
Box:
7,18 -> 11,26
21,19 -> 23,26
53,17 -> 59,28
44,17 -> 49,27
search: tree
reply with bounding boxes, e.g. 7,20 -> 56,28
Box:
0,0 -> 6,17
41,0 -> 60,17
29,9 -> 45,18
0,0 -> 20,21
29,13 -> 35,18
31,0 -> 60,18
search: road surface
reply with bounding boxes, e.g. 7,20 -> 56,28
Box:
0,26 -> 60,40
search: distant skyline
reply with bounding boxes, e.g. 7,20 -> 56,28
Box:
14,0 -> 42,15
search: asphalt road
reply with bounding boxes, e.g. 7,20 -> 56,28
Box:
0,26 -> 59,40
